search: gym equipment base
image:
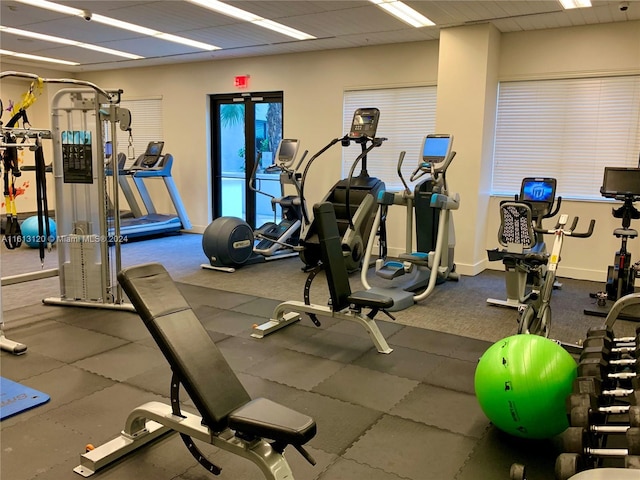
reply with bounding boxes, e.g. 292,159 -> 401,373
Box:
74,401 -> 296,480
252,301 -> 393,354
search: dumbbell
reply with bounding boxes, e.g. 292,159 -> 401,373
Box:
563,425 -> 640,455
577,356 -> 640,386
555,452 -> 640,480
572,376 -> 640,406
585,325 -> 639,347
569,405 -> 640,429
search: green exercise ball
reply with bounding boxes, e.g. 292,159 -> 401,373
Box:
474,334 -> 577,439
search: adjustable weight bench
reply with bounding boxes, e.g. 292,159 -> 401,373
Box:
253,202 -> 395,354
74,263 -> 316,479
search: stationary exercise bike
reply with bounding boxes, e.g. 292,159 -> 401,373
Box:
487,177 -> 562,309
201,139 -> 307,272
298,108 -> 386,272
359,134 -> 460,311
517,213 -> 595,337
585,167 -> 640,320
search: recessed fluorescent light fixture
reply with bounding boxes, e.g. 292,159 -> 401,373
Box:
559,0 -> 592,8
186,0 -> 316,40
14,0 -> 221,51
0,26 -> 143,59
369,0 -> 435,28
0,48 -> 79,66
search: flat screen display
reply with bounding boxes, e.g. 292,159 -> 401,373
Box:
601,167 -> 640,197
276,139 -> 299,167
421,135 -> 452,164
145,141 -> 164,156
521,179 -> 555,203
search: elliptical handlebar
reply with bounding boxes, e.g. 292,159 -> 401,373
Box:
409,150 -> 456,183
396,151 -> 411,196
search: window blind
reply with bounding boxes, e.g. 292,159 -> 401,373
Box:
116,98 -> 164,168
492,75 -> 640,199
343,86 -> 437,189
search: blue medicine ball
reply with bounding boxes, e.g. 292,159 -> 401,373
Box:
21,216 -> 57,248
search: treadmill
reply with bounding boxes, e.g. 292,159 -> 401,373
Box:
111,141 -> 191,239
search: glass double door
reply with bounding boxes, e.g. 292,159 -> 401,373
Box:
211,92 -> 283,229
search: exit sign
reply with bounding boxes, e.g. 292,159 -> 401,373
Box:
234,75 -> 250,89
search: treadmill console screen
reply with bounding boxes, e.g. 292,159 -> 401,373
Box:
601,167 -> 640,198
141,141 -> 165,168
421,134 -> 452,164
348,108 -> 380,140
275,139 -> 299,169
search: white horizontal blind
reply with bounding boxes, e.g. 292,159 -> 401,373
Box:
343,86 -> 437,189
492,76 -> 640,199
116,98 -> 164,168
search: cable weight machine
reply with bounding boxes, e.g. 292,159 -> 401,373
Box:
1,71 -> 134,315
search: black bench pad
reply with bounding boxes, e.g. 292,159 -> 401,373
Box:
228,397 -> 316,445
348,290 -> 394,309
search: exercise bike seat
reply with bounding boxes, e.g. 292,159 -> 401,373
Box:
613,227 -> 638,238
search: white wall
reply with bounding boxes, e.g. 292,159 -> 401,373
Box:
2,20 -> 639,283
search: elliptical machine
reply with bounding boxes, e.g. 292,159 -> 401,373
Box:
585,166 -> 640,320
298,108 -> 386,272
360,134 -> 460,312
201,139 -> 307,272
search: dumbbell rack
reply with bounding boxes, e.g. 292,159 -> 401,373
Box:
557,323 -> 640,479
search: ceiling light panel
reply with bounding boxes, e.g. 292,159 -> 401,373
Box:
0,48 -> 79,65
559,0 -> 592,9
369,0 -> 435,27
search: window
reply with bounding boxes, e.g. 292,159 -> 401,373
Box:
492,75 -> 640,200
343,86 -> 437,189
116,98 -> 164,168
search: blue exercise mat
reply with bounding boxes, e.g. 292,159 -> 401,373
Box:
1,377 -> 50,420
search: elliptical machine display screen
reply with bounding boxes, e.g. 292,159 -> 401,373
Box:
348,108 -> 380,140
421,134 -> 452,163
601,167 -> 640,198
520,178 -> 556,203
275,139 -> 299,169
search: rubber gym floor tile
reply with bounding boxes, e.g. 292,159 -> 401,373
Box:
0,347 -> 65,381
317,458 -> 408,480
312,364 -> 419,412
216,335 -> 286,372
344,415 -> 477,480
247,349 -> 344,391
325,317 -> 405,340
200,308 -> 266,336
249,321 -> 329,350
177,282 -> 256,310
236,372 -> 305,406
454,425 -> 561,480
230,296 -> 283,318
40,383 -> 166,442
0,415 -> 87,480
421,355 -> 478,394
287,327 -> 383,363
387,326 -> 486,359
352,344 -> 444,382
174,443 -> 334,480
54,309 -> 152,342
288,389 -> 383,455
450,335 -> 492,363
389,383 -> 489,438
10,321 -> 129,364
124,362 -> 175,397
72,341 -> 166,382
1,364 -> 115,428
